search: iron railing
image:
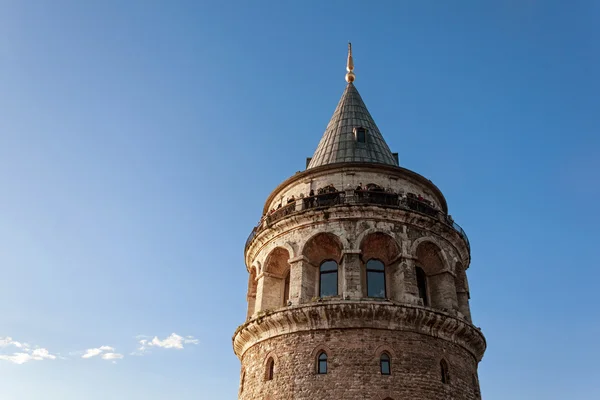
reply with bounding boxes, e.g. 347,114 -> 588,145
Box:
245,190 -> 470,252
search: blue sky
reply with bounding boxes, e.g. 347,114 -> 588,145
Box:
1,1 -> 598,399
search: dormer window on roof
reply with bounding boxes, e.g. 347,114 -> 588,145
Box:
306,44 -> 399,169
354,127 -> 367,143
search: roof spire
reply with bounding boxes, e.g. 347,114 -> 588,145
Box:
345,42 -> 355,83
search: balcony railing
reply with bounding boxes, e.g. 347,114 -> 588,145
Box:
246,190 -> 470,253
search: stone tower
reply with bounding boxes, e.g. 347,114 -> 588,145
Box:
233,44 -> 486,400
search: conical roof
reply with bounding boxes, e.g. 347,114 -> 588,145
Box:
307,82 -> 398,169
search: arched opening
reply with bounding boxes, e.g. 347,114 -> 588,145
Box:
266,357 -> 275,381
415,242 -> 457,311
440,359 -> 450,384
380,353 -> 391,375
366,259 -> 386,298
257,247 -> 290,312
247,268 -> 258,319
455,262 -> 472,322
359,232 -> 400,300
319,260 -> 338,297
303,233 -> 343,298
415,266 -> 428,306
317,351 -> 328,374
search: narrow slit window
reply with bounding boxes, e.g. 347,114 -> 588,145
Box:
440,359 -> 450,384
416,266 -> 428,306
266,357 -> 274,381
317,352 -> 328,374
380,353 -> 391,375
283,271 -> 290,306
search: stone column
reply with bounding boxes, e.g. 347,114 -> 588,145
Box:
429,271 -> 459,312
341,249 -> 362,299
246,273 -> 257,319
387,255 -> 404,302
255,272 -> 282,313
457,291 -> 472,322
402,257 -> 422,305
288,255 -> 316,305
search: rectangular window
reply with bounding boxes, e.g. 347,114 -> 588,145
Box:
354,127 -> 367,143
320,272 -> 337,297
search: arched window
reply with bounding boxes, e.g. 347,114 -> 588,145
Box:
416,266 -> 428,306
319,260 -> 338,297
366,259 -> 386,298
283,271 -> 290,306
266,357 -> 274,381
380,353 -> 391,375
440,359 -> 450,384
317,351 -> 328,374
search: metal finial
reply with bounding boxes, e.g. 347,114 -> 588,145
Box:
345,42 -> 355,83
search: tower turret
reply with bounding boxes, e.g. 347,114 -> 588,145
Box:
234,45 -> 485,400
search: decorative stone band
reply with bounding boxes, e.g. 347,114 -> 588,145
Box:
233,301 -> 486,361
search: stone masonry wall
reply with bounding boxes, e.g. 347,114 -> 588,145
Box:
239,328 -> 481,400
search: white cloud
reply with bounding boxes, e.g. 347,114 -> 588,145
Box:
31,348 -> 56,360
82,348 -> 103,359
0,337 -> 29,349
101,352 -> 124,360
0,337 -> 56,364
134,333 -> 198,355
81,346 -> 122,362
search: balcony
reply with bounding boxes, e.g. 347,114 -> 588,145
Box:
246,190 -> 470,252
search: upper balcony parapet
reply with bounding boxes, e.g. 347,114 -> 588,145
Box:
245,186 -> 470,254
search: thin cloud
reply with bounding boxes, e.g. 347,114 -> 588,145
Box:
81,346 -> 122,362
133,333 -> 198,355
102,353 -> 124,360
0,336 -> 56,365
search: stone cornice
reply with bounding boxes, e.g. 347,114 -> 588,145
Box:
232,301 -> 486,362
262,162 -> 449,215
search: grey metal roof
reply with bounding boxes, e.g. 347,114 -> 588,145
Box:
307,83 -> 398,169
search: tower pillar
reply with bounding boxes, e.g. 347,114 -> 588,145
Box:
341,250 -> 362,299
289,255 -> 316,304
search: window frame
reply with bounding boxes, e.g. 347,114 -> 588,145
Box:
266,357 -> 275,381
316,351 -> 328,374
380,352 -> 391,375
440,359 -> 450,384
319,260 -> 338,297
366,259 -> 386,298
354,127 -> 368,143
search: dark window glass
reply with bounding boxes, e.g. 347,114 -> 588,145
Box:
317,352 -> 328,374
266,358 -> 274,380
367,259 -> 386,298
440,359 -> 449,384
380,353 -> 391,375
320,261 -> 338,297
355,127 -> 367,143
283,271 -> 290,306
416,266 -> 428,306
